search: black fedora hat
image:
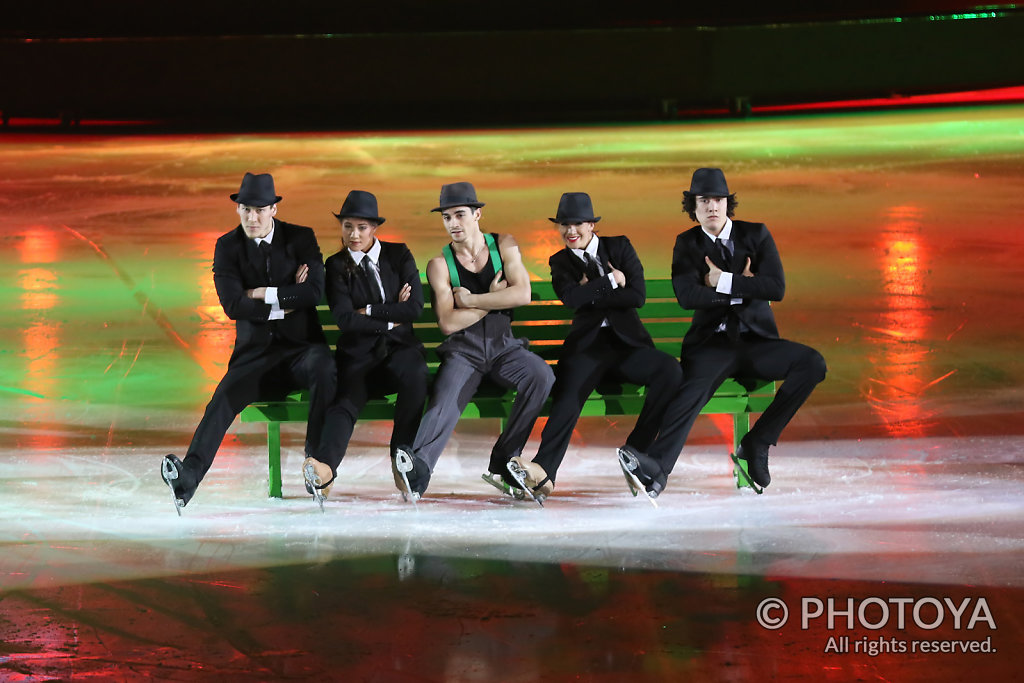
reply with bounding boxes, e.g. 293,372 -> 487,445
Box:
333,190 -> 386,225
683,167 -> 734,198
230,172 -> 282,206
548,192 -> 601,224
431,182 -> 485,212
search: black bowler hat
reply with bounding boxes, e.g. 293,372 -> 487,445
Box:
333,190 -> 386,225
683,167 -> 734,198
431,182 -> 485,212
230,172 -> 282,206
548,192 -> 601,224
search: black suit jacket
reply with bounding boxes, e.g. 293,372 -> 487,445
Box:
213,219 -> 327,366
550,235 -> 653,354
325,240 -> 424,360
671,219 -> 785,348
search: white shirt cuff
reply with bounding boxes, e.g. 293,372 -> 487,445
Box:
716,272 -> 734,295
607,273 -> 619,289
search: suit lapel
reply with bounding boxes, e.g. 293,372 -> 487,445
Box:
596,238 -> 611,273
377,243 -> 397,301
562,248 -> 585,278
267,223 -> 285,285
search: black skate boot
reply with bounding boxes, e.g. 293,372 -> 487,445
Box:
160,454 -> 198,516
733,435 -> 770,494
616,445 -> 665,508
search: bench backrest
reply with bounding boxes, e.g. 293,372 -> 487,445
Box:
321,278 -> 691,366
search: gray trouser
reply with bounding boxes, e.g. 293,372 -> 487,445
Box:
413,315 -> 554,473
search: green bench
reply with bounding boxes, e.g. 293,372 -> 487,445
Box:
240,278 -> 775,497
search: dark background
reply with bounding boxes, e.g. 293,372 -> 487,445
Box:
2,1 -> 1022,128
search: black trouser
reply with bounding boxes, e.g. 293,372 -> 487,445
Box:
184,342 -> 336,481
532,329 -> 685,483
657,332 -> 828,475
319,344 -> 429,473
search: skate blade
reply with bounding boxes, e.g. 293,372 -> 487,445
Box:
394,451 -> 419,506
730,452 -> 764,495
161,457 -> 184,517
616,449 -> 659,509
303,464 -> 327,513
480,473 -> 525,500
506,462 -> 544,507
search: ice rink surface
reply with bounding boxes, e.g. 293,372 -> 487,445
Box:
3,104 -> 1023,679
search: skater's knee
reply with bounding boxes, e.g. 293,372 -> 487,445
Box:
537,362 -> 556,391
409,361 -> 429,386
805,349 -> 827,383
654,356 -> 683,384
303,345 -> 335,373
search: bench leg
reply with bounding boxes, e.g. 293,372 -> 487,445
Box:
267,422 -> 283,498
732,413 -> 754,491
732,412 -> 750,453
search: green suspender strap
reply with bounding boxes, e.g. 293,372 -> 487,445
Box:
442,233 -> 503,289
442,244 -> 461,288
485,232 -> 503,274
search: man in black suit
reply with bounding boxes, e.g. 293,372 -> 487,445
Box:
650,168 -> 827,492
304,191 -> 428,508
160,173 -> 336,514
507,192 -> 690,503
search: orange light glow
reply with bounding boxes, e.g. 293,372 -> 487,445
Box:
865,205 -> 934,437
191,232 -> 233,390
520,224 -> 564,279
19,226 -> 60,264
18,268 -> 59,311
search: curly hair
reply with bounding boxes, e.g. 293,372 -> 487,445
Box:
681,193 -> 738,222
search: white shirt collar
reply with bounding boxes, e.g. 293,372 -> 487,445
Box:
570,234 -> 600,262
701,218 -> 733,243
349,238 -> 381,264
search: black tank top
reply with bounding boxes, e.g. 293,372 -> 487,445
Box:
451,233 -> 513,319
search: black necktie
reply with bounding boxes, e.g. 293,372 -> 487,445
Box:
361,257 -> 383,303
258,240 -> 272,279
716,238 -> 739,340
717,237 -> 733,270
584,252 -> 602,281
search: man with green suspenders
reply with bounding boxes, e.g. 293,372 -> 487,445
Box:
393,182 -> 554,501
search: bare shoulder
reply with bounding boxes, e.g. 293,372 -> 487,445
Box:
496,233 -> 523,263
496,232 -> 520,250
426,255 -> 450,284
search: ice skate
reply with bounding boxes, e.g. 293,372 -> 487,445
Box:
481,471 -> 526,500
393,446 -> 429,505
505,456 -> 552,507
160,454 -> 197,516
733,436 -> 768,494
616,446 -> 660,508
302,457 -> 335,512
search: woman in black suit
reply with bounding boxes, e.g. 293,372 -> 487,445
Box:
303,191 -> 428,508
506,193 -> 690,503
